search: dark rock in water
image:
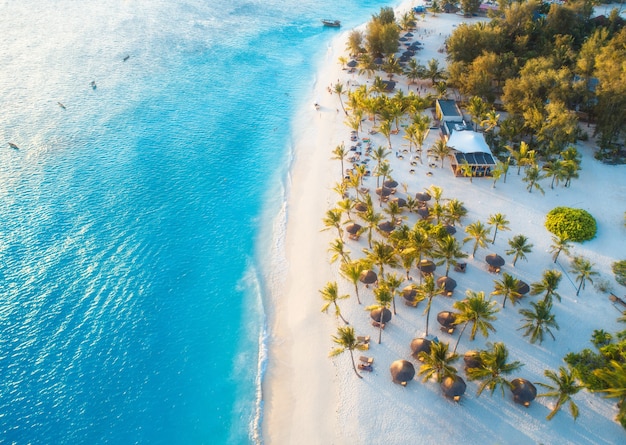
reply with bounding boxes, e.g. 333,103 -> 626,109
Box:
90,80 -> 97,90
123,55 -> 130,62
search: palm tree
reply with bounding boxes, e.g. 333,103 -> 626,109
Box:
491,273 -> 522,308
371,146 -> 390,187
506,234 -> 533,266
331,143 -> 348,181
549,234 -> 571,264
570,256 -> 598,296
383,272 -> 403,315
466,342 -> 523,396
322,208 -> 344,240
463,221 -> 491,258
530,269 -> 563,304
404,225 -> 432,282
418,341 -> 459,383
443,198 -> 467,227
376,161 -> 393,192
413,115 -> 431,162
428,185 -> 444,205
507,141 -> 532,175
425,58 -> 445,85
594,360 -> 626,427
416,275 -> 445,336
518,300 -> 559,344
378,119 -> 393,151
340,260 -> 364,304
487,213 -> 510,244
537,367 -> 583,421
320,281 -> 350,324
328,238 -> 350,264
433,235 -> 467,277
543,159 -> 567,189
523,165 -> 545,194
333,82 -> 347,115
480,109 -> 500,133
367,286 -> 393,344
363,240 -> 398,281
452,290 -> 499,353
362,207 -> 383,248
458,160 -> 474,182
429,138 -> 452,168
467,96 -> 488,131
329,326 -> 367,379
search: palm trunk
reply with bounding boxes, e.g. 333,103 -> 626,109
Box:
378,320 -> 383,344
335,303 -> 349,324
492,228 -> 498,244
392,296 -> 397,315
425,298 -> 432,336
453,322 -> 469,353
349,350 -> 363,379
354,284 -> 361,305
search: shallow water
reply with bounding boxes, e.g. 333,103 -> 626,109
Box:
0,0 -> 391,443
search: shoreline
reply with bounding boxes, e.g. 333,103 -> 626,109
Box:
262,2 -> 626,444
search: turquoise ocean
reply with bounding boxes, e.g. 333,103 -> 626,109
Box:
0,0 -> 392,443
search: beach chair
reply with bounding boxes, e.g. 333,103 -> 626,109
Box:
372,321 -> 386,329
488,265 -> 501,273
358,363 -> 373,372
359,356 -> 374,365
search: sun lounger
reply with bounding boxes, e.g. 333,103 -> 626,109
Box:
488,265 -> 501,273
357,335 -> 370,344
372,321 -> 386,329
454,262 -> 467,273
358,363 -> 373,372
359,356 -> 374,365
440,326 -> 455,334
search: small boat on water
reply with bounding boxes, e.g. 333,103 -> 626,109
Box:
321,19 -> 341,27
8,142 -> 19,150
90,80 -> 97,90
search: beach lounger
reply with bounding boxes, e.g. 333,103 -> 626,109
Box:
488,265 -> 501,273
372,321 -> 386,329
359,356 -> 374,365
358,363 -> 373,372
454,262 -> 467,273
357,335 -> 370,344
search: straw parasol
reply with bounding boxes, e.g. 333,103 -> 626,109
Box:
437,311 -> 457,331
390,359 -> 415,386
384,179 -> 398,188
440,375 -> 467,401
355,201 -> 367,212
417,207 -> 430,219
402,285 -> 418,303
376,187 -> 392,197
378,221 -> 395,233
516,280 -> 530,295
443,224 -> 457,235
410,337 -> 432,360
436,276 -> 457,293
415,192 -> 431,202
370,307 -> 392,324
390,197 -> 406,207
417,259 -> 436,274
359,270 -> 377,285
463,350 -> 482,370
346,223 -> 362,235
485,253 -> 505,267
347,59 -> 357,68
510,378 -> 537,407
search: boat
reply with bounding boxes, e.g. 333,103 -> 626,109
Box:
8,142 -> 19,150
321,19 -> 341,27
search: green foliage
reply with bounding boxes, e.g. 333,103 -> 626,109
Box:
613,259 -> 626,287
545,207 -> 597,242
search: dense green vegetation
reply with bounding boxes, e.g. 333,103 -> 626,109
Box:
545,206 -> 597,242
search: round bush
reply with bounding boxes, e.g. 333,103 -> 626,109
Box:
545,207 -> 597,242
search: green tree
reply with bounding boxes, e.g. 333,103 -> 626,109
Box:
467,96 -> 489,131
466,342 -> 523,396
549,234 -> 571,264
333,82 -> 348,116
433,234 -> 468,277
506,234 -> 533,266
363,240 -> 398,281
416,275 -> 445,336
322,208 -> 344,241
491,272 -> 522,309
523,165 -> 545,194
367,285 -> 393,344
429,138 -> 452,168
570,256 -> 598,296
329,238 -> 350,264
331,143 -> 348,182
330,326 -> 367,379
320,281 -> 350,324
453,290 -> 499,352
340,260 -> 365,305
418,341 -> 459,383
594,360 -> 626,428
537,367 -> 583,421
487,213 -> 510,244
530,269 -> 563,304
463,220 -> 491,258
518,300 -> 559,344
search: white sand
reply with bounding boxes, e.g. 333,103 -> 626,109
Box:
263,3 -> 626,444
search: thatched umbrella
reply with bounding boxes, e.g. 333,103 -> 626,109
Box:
378,221 -> 395,233
359,270 -> 377,285
384,179 -> 398,188
417,207 -> 430,219
415,192 -> 431,202
370,307 -> 392,324
485,254 -> 505,267
347,59 -> 358,68
355,201 -> 368,212
436,276 -> 457,294
437,311 -> 457,332
390,359 -> 415,386
463,350 -> 482,370
402,285 -> 418,304
516,280 -> 530,295
510,378 -> 537,407
417,259 -> 436,274
443,224 -> 457,235
410,337 -> 432,360
441,375 -> 467,401
346,223 -> 362,235
376,187 -> 392,197
390,197 -> 406,207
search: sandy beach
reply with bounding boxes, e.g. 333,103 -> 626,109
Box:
263,2 -> 626,444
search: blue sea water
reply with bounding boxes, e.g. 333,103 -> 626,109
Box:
0,1 -> 392,443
